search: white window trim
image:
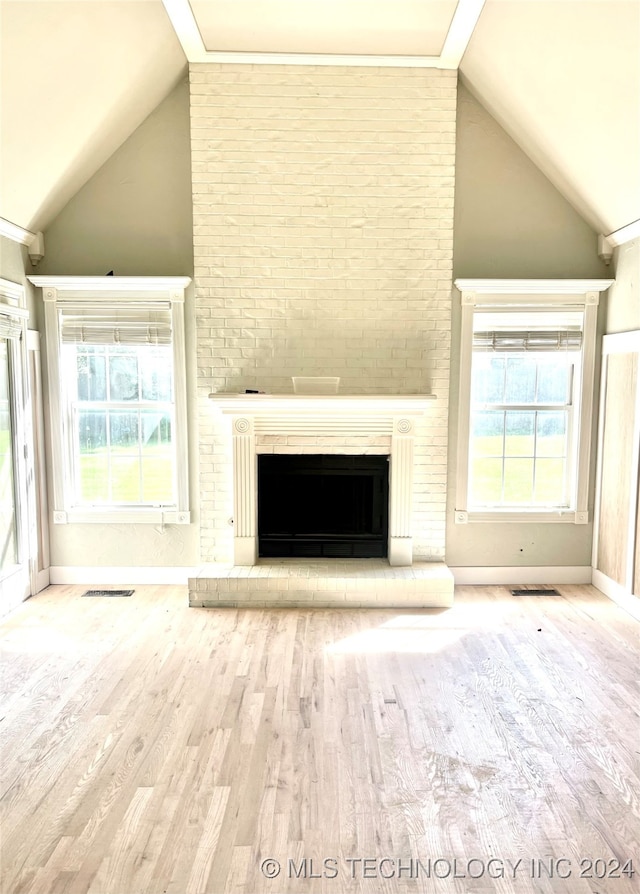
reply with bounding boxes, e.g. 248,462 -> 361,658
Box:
454,279 -> 613,525
29,276 -> 191,525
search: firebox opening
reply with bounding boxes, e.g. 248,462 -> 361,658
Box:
258,454 -> 389,558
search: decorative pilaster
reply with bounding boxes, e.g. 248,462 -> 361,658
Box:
232,417 -> 257,565
389,418 -> 415,566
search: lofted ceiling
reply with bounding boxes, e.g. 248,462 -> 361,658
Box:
190,0 -> 459,56
1,0 -> 638,242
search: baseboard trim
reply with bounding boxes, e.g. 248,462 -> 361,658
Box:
592,568 -> 640,621
49,566 -> 197,585
450,566 -> 593,586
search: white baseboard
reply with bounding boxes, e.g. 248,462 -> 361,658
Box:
450,566 -> 593,586
49,566 -> 197,586
591,568 -> 640,621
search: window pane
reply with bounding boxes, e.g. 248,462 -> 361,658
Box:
536,359 -> 571,404
505,411 -> 535,456
79,455 -> 109,502
141,456 -> 174,503
77,411 -> 108,502
536,412 -> 567,456
534,459 -> 566,504
78,410 -> 107,451
109,411 -> 139,450
471,411 -> 504,456
503,458 -> 534,503
470,457 -> 503,504
111,457 -> 141,503
109,352 -> 139,401
504,357 -> 536,404
472,355 -> 505,403
141,348 -> 172,401
141,411 -> 171,447
77,351 -> 106,401
68,339 -> 180,506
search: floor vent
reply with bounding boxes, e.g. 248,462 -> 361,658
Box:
82,589 -> 134,598
511,588 -> 560,597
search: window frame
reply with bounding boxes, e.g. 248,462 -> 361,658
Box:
454,279 -> 613,525
31,276 -> 191,525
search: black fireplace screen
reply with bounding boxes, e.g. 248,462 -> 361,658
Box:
258,454 -> 389,558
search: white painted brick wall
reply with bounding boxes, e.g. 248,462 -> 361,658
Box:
191,64 -> 456,563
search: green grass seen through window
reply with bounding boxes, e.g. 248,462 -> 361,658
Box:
470,435 -> 568,506
78,445 -> 173,504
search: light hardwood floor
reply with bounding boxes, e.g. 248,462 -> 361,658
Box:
1,584 -> 639,894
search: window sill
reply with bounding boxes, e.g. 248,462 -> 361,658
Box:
53,509 -> 191,525
455,509 -> 588,525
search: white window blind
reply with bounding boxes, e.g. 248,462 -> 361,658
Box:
0,315 -> 24,340
473,330 -> 583,352
59,302 -> 172,345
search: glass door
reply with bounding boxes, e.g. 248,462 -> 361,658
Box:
0,339 -> 18,574
0,300 -> 34,616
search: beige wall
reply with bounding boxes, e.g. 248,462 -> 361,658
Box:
447,82 -> 608,570
454,81 -> 608,279
34,79 -> 199,569
30,72 -> 613,573
0,236 -> 39,323
38,78 -> 193,277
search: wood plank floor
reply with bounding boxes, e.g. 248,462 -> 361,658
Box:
1,584 -> 639,894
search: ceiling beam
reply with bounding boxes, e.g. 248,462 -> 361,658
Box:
162,0 -> 206,61
162,0 -> 486,68
440,0 -> 486,68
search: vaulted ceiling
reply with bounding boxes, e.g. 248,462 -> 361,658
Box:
1,0 -> 638,241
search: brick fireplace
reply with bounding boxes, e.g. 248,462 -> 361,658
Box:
190,64 -> 456,572
208,393 -> 435,566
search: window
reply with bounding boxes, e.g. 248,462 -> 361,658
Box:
454,280 -> 612,524
68,343 -> 174,506
32,277 -> 191,524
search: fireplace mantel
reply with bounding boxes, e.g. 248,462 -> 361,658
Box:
209,393 -> 435,415
209,392 -> 435,567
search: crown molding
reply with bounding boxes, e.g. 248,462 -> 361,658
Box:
454,279 -> 614,295
0,278 -> 25,305
28,276 -> 191,291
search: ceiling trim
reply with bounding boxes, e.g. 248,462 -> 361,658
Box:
598,219 -> 640,262
605,219 -> 640,248
162,0 -> 486,68
0,217 -> 37,247
439,0 -> 486,68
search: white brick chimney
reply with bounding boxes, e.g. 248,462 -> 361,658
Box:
190,64 -> 456,564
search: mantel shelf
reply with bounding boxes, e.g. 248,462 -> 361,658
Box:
209,394 -> 436,415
